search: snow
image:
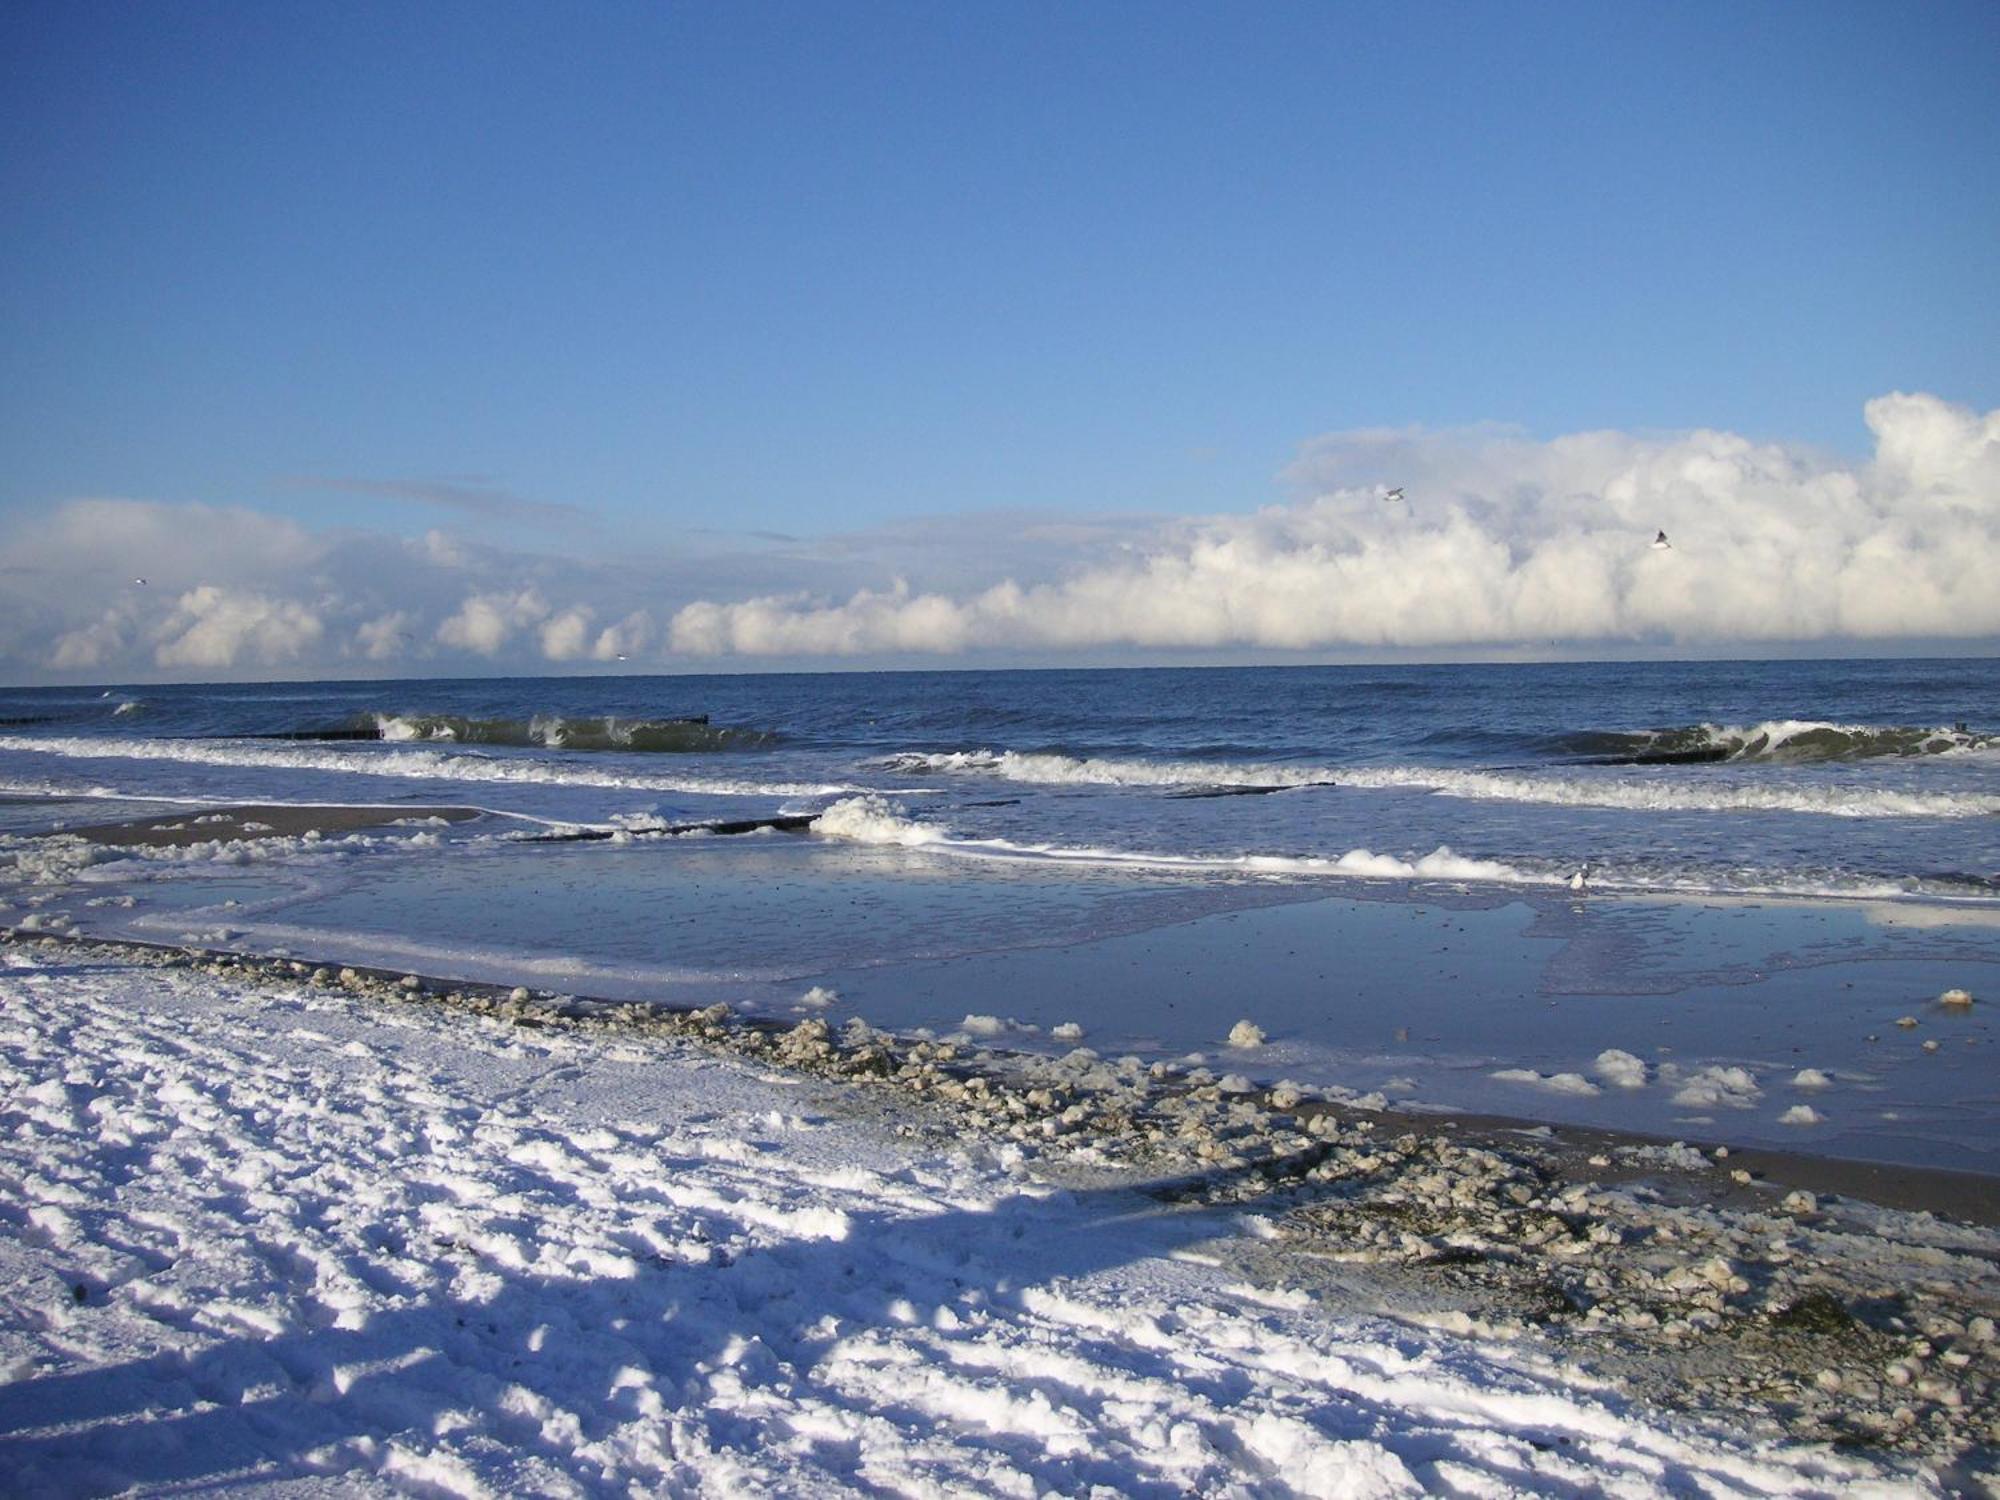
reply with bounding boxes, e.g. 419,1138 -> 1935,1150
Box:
0,943 -> 1940,1495
1491,1067 -> 1601,1097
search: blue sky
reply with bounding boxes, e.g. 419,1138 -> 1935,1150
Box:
2,1 -> 1997,679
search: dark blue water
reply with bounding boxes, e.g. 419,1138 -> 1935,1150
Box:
2,660 -> 1995,900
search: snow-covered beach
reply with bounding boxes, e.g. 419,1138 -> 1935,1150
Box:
4,924 -> 1997,1496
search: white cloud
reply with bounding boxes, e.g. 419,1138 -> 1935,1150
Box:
666,392 -> 2000,657
539,606 -> 594,662
356,611 -> 416,661
590,610 -> 654,662
436,589 -> 548,656
153,586 -> 325,670
2,392 -> 1994,682
51,609 -> 131,671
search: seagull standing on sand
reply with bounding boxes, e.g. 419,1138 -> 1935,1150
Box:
1570,863 -> 1591,893
1650,530 -> 1671,550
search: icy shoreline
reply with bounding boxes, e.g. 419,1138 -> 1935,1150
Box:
2,932 -> 1995,1494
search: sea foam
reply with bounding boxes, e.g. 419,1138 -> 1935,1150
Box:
0,733 -> 855,800
880,747 -> 2000,819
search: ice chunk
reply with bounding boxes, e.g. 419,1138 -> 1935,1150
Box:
1594,1049 -> 1648,1089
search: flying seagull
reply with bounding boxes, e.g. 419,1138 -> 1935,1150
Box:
1384,487 -> 1404,503
1650,530 -> 1671,550
133,577 -> 147,585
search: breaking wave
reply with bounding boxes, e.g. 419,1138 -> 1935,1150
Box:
878,749 -> 2000,819
0,734 -> 850,800
810,796 -> 1549,885
1566,720 -> 1995,765
267,712 -> 774,752
806,797 -> 1993,902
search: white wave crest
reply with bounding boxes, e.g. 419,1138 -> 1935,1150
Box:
810,796 -> 947,847
882,748 -> 2000,819
0,734 -> 853,800
1337,765 -> 2000,819
376,714 -> 440,742
809,798 -> 1550,888
1641,719 -> 1996,762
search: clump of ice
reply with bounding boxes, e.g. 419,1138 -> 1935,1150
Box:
1226,1019 -> 1265,1049
1625,1141 -> 1711,1172
1668,1066 -> 1761,1110
1492,1068 -> 1600,1096
1050,1021 -> 1084,1041
1779,1104 -> 1826,1127
1939,987 -> 1975,1007
1594,1049 -> 1649,1089
1791,1068 -> 1832,1089
799,986 -> 838,1009
957,1014 -> 1038,1038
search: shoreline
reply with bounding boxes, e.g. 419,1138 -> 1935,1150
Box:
18,798 -> 2000,1214
9,922 -> 1999,1224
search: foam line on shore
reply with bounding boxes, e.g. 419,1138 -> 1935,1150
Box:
808,795 -> 1989,905
0,732 -> 864,800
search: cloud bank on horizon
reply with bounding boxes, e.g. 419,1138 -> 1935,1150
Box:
5,392 -> 1996,681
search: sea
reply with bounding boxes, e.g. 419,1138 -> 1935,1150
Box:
3,658 -> 1997,1169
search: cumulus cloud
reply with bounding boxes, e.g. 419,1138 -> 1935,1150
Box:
0,498 -> 626,679
2,392 -> 1994,682
590,610 -> 654,662
539,606 -> 594,662
667,392 -> 2000,657
436,588 -> 549,656
355,611 -> 416,661
153,586 -> 324,670
51,609 -> 132,671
